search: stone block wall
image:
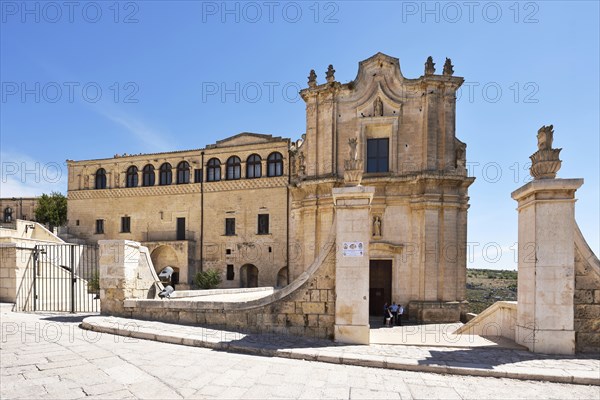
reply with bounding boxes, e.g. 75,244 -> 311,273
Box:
574,225 -> 600,353
123,248 -> 336,339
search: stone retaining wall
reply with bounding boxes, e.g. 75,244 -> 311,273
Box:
99,236 -> 337,340
574,225 -> 600,353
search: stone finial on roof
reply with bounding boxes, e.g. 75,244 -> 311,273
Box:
425,56 -> 435,76
326,64 -> 336,83
530,124 -> 562,179
443,58 -> 454,76
308,69 -> 317,88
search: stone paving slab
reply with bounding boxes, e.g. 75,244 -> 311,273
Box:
81,315 -> 600,386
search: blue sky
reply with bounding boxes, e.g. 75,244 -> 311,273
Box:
1,1 -> 598,268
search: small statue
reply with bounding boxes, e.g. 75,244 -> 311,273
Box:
114,171 -> 120,187
373,97 -> 383,117
84,174 -> 90,188
348,138 -> 358,161
326,64 -> 335,83
298,151 -> 306,175
308,69 -> 317,88
443,58 -> 454,76
373,216 -> 382,237
425,56 -> 435,75
537,124 -> 554,150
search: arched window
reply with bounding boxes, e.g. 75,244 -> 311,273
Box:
177,161 -> 190,184
207,158 -> 221,182
3,207 -> 13,223
246,154 -> 262,179
226,156 -> 241,180
267,152 -> 283,177
142,164 -> 155,187
126,166 -> 138,188
95,168 -> 107,189
159,163 -> 172,185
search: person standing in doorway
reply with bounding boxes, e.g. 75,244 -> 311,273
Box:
382,302 -> 389,326
390,302 -> 399,325
397,304 -> 404,326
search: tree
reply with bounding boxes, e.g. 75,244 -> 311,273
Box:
35,192 -> 67,229
194,269 -> 222,289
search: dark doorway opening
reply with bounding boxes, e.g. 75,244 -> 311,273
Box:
176,218 -> 186,240
369,259 -> 392,316
240,264 -> 258,288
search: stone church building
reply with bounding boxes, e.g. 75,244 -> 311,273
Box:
66,53 -> 474,320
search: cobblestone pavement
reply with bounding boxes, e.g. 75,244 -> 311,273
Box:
1,309 -> 599,399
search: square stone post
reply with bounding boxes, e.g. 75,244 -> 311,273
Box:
332,186 -> 375,344
99,240 -> 142,316
511,179 -> 583,354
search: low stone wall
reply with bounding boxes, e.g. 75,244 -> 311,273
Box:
454,301 -> 517,341
574,224 -> 600,353
99,234 -> 337,340
408,301 -> 467,323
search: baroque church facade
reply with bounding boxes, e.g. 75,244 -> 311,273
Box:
66,53 -> 474,319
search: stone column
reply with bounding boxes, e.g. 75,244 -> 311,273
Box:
99,240 -> 142,316
511,178 -> 583,354
332,186 -> 374,344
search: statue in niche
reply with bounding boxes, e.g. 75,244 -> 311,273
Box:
348,138 -> 358,161
373,97 -> 383,117
443,58 -> 454,76
298,151 -> 306,175
537,124 -> 554,150
84,173 -> 90,188
114,170 -> 120,187
373,216 -> 382,237
425,56 -> 435,75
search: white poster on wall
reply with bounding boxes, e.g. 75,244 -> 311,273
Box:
342,242 -> 364,257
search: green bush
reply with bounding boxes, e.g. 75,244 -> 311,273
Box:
194,269 -> 222,289
87,271 -> 100,294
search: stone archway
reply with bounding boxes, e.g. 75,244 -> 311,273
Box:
276,267 -> 288,287
240,264 -> 258,288
150,245 -> 180,284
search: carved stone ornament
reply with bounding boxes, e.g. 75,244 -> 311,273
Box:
443,58 -> 454,76
425,56 -> 435,76
343,138 -> 363,186
308,69 -> 317,88
529,124 -> 562,179
326,64 -> 335,83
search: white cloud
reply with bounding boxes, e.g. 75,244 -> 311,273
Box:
95,108 -> 171,152
0,151 -> 67,197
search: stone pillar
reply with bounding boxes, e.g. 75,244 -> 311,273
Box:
332,186 -> 374,344
99,240 -> 142,316
511,179 -> 583,354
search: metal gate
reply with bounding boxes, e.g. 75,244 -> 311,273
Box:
14,244 -> 100,313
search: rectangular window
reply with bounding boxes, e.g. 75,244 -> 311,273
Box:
76,220 -> 80,226
226,265 -> 235,280
95,219 -> 104,234
258,214 -> 269,235
194,169 -> 203,183
366,138 -> 389,173
225,218 -> 235,236
121,216 -> 131,233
